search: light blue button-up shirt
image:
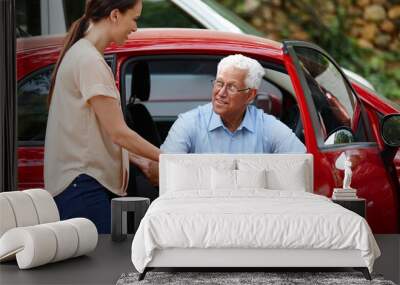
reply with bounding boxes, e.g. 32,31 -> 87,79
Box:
161,103 -> 306,154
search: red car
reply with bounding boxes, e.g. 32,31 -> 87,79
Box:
17,29 -> 400,234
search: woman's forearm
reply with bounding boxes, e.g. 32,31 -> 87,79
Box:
113,126 -> 160,162
89,96 -> 161,162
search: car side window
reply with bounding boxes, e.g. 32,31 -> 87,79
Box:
140,0 -> 204,29
123,58 -> 217,141
18,58 -> 114,144
293,47 -> 373,146
124,59 -> 216,118
18,67 -> 52,143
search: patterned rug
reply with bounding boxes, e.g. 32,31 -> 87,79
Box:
116,271 -> 396,285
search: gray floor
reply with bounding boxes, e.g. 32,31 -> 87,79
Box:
374,235 -> 400,284
0,235 -> 399,285
0,235 -> 135,285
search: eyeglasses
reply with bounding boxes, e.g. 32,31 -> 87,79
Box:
211,80 -> 250,95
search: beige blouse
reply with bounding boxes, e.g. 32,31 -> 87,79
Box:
44,38 -> 129,197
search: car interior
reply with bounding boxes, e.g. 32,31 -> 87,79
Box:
120,55 -> 305,202
122,56 -> 303,144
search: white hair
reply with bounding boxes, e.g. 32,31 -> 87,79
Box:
217,54 -> 265,89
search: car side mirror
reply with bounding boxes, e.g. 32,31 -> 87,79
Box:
381,114 -> 400,147
325,127 -> 354,145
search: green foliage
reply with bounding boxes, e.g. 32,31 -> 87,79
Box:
217,0 -> 400,101
140,0 -> 202,28
361,51 -> 400,101
337,43 -> 400,102
217,0 -> 248,13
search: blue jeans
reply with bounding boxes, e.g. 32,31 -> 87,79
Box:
54,174 -> 111,233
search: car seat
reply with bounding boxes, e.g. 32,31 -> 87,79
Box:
124,62 -> 160,207
125,61 -> 161,148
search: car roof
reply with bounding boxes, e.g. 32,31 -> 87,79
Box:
16,28 -> 397,114
17,28 -> 283,54
17,33 -> 64,53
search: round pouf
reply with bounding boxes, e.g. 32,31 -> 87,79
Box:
111,197 -> 150,242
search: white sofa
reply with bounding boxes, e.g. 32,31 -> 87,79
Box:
132,154 -> 379,280
0,189 -> 98,269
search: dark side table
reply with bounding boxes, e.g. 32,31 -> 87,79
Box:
111,197 -> 150,242
332,198 -> 366,218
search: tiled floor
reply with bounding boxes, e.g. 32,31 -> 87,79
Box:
0,235 -> 399,285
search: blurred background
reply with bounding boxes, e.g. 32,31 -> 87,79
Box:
16,0 -> 400,103
219,0 -> 400,103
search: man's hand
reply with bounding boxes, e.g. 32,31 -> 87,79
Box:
129,153 -> 159,187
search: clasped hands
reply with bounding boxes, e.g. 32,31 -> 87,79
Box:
129,153 -> 159,186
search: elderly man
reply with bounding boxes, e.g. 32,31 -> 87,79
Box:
131,54 -> 305,186
161,54 -> 305,154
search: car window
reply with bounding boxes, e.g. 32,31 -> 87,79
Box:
124,59 -> 216,118
18,67 -> 52,143
18,59 -> 114,144
293,46 -> 373,146
122,56 -> 301,142
63,0 -> 86,30
16,0 -> 41,37
140,0 -> 204,29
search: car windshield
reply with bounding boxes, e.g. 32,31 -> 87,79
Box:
202,0 -> 265,37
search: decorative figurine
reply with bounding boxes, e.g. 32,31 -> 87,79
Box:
333,153 -> 358,199
343,156 -> 353,190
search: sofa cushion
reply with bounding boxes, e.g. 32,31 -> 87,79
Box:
0,190 -> 98,270
0,189 -> 59,238
0,191 -> 39,228
0,196 -> 16,237
24,189 -> 60,223
42,221 -> 79,262
0,218 -> 97,269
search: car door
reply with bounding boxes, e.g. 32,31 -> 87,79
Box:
282,41 -> 399,234
17,66 -> 52,189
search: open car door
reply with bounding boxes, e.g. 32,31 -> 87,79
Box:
282,40 -> 399,234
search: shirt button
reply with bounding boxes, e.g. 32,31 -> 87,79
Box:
73,183 -> 77,188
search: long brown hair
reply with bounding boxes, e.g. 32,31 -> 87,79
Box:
48,0 -> 139,105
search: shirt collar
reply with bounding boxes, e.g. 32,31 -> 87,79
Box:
208,106 -> 255,133
208,111 -> 224,132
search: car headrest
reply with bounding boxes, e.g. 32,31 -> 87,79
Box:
130,61 -> 150,103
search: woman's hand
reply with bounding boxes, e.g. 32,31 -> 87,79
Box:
129,153 -> 159,187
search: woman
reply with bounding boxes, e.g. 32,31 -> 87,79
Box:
44,0 -> 160,233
